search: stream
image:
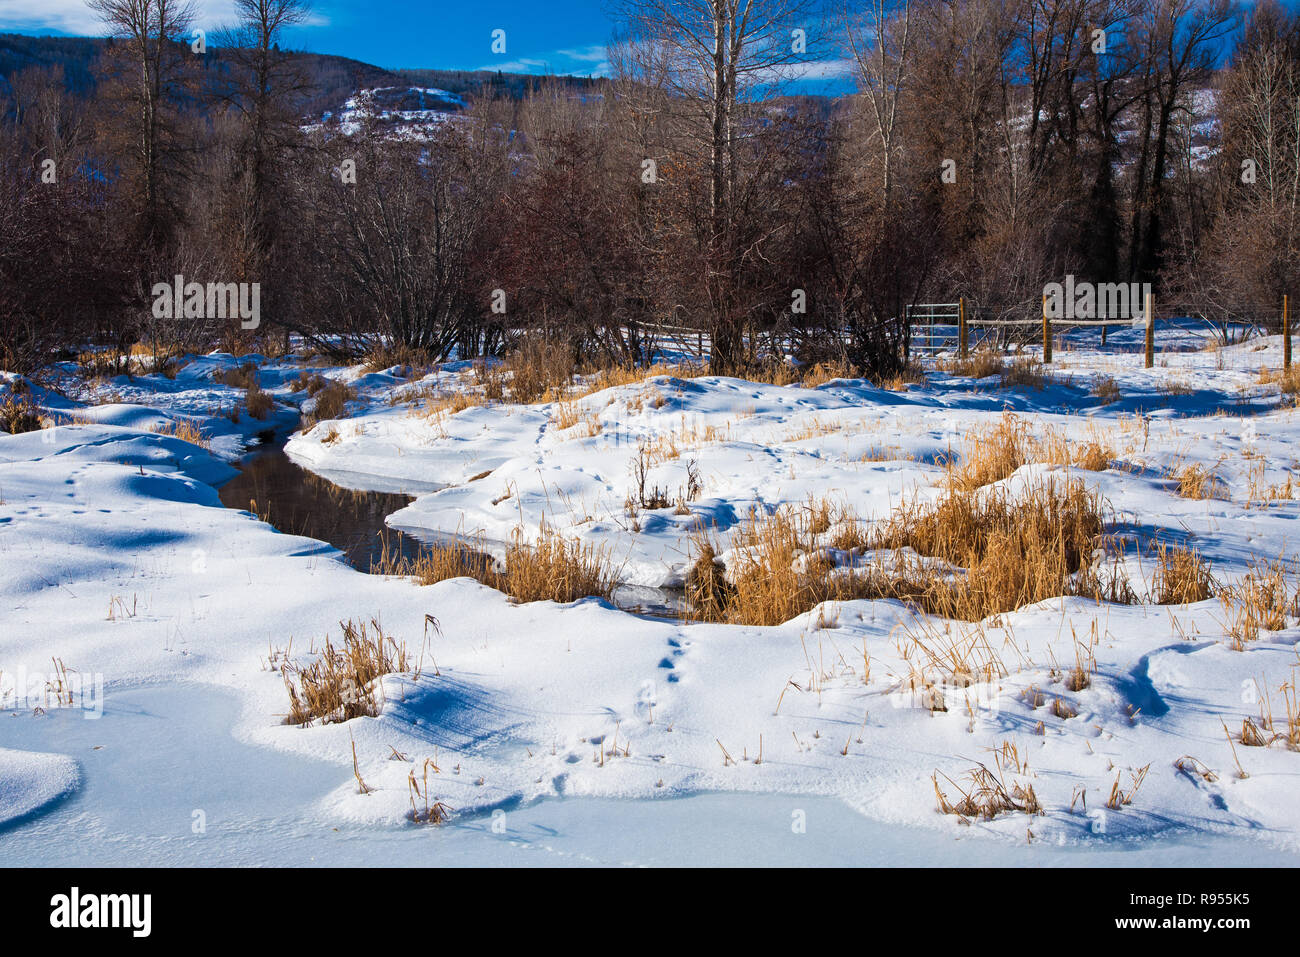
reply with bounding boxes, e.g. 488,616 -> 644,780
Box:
217,427 -> 685,617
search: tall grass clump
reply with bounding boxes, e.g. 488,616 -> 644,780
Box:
687,481 -> 1114,626
947,414 -> 1032,490
1152,544 -> 1215,605
0,396 -> 42,434
282,618 -> 416,726
1217,560 -> 1294,649
374,526 -> 617,604
304,379 -> 354,427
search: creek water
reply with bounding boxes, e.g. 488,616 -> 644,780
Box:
217,429 -> 685,617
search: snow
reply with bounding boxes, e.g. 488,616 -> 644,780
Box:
3,337 -> 1300,864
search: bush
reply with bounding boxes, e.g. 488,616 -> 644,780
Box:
0,396 -> 42,434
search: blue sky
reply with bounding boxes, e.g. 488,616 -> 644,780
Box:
0,0 -> 622,74
0,0 -> 854,91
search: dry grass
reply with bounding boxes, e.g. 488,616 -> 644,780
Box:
1217,560 -> 1294,649
1169,461 -> 1222,500
685,537 -> 735,622
243,383 -> 274,420
304,380 -> 354,427
1152,544 -> 1215,605
214,362 -> 259,391
282,618 -> 416,726
363,343 -> 433,376
940,349 -> 1005,379
1000,359 -> 1055,391
374,526 -> 617,605
290,370 -> 329,394
1105,764 -> 1151,809
933,751 -> 1044,821
871,364 -> 928,391
1034,431 -> 1115,473
0,396 -> 42,434
687,479 -> 1112,626
150,418 -> 211,448
947,414 -> 1033,490
492,338 -> 576,403
408,757 -> 452,824
1092,375 -> 1122,403
874,479 -> 1108,620
801,359 -> 856,388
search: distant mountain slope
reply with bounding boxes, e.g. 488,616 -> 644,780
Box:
0,33 -> 607,121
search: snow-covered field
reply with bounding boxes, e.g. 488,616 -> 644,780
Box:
3,334 -> 1300,866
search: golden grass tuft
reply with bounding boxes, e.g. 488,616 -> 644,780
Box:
999,359 -> 1055,391
243,383 -> 274,420
0,396 -> 43,434
685,536 -> 736,623
282,618 -> 416,726
1152,544 -> 1215,605
933,756 -> 1044,821
1170,462 -> 1221,500
151,418 -> 211,448
374,526 -> 617,605
947,414 -> 1032,490
940,349 -> 1005,379
304,380 -> 353,427
801,359 -> 856,388
214,362 -> 260,391
1092,375 -> 1122,403
1217,560 -> 1293,649
687,480 -> 1113,626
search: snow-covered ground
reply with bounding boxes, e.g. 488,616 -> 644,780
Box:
3,334 -> 1299,865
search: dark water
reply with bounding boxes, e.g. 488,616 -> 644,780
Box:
218,433 -> 685,617
217,442 -> 425,570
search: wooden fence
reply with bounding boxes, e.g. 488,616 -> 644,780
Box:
907,296 -> 1294,371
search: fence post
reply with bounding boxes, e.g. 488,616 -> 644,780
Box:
1042,295 -> 1052,363
1144,291 -> 1155,369
1284,294 -> 1291,371
959,297 -> 968,358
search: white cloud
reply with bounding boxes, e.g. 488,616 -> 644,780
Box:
789,58 -> 857,82
0,0 -> 320,35
477,44 -> 612,79
555,44 -> 608,64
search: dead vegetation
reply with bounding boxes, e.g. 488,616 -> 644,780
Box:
944,413 -> 1115,491
304,379 -> 354,427
243,382 -> 274,420
214,362 -> 260,391
282,618 -> 417,726
373,526 -> 617,605
933,743 -> 1044,821
687,478 -> 1116,626
150,418 -> 211,448
1216,560 -> 1295,649
407,757 -> 452,824
0,395 -> 42,434
1152,544 -> 1215,605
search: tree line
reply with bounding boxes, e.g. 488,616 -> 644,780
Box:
1,0 -> 1297,377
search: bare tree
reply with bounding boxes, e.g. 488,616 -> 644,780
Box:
846,0 -> 912,204
88,0 -> 198,241
616,0 -> 821,372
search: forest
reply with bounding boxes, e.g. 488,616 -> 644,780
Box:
1,0 -> 1296,378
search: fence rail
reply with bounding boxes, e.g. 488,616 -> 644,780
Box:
906,295 -> 1295,370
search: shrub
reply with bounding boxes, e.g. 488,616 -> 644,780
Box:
0,396 -> 42,434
